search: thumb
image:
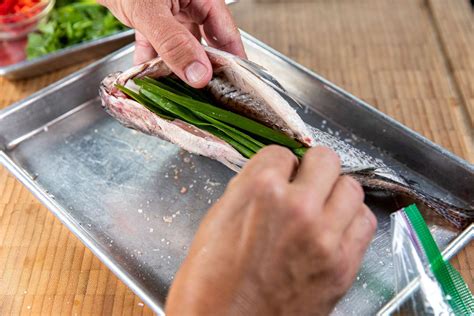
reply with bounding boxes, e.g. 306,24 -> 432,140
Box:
135,13 -> 212,88
134,31 -> 157,65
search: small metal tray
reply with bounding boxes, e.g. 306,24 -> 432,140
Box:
0,29 -> 134,79
1,32 -> 472,315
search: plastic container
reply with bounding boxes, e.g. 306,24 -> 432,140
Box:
0,0 -> 55,40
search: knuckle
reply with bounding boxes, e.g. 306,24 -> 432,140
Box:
259,145 -> 294,160
179,0 -> 191,9
168,0 -> 181,14
135,36 -> 152,49
127,1 -> 142,26
286,195 -> 315,226
331,259 -> 353,291
253,169 -> 281,193
157,32 -> 196,63
314,146 -> 340,164
364,205 -> 378,233
313,234 -> 335,259
340,176 -> 364,201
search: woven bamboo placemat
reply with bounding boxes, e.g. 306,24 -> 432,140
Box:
0,0 -> 472,314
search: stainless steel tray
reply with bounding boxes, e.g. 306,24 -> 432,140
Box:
1,32 -> 472,315
0,29 -> 134,79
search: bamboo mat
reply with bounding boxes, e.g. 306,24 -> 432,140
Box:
0,0 -> 472,314
428,0 -> 474,158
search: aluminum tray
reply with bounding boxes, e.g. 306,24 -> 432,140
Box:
1,32 -> 473,315
0,29 -> 134,80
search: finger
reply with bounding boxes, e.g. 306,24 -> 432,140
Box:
341,205 -> 377,277
292,146 -> 341,202
175,13 -> 202,41
184,0 -> 246,58
97,0 -> 133,27
237,145 -> 299,184
185,22 -> 202,41
323,176 -> 365,234
132,7 -> 212,88
134,31 -> 157,65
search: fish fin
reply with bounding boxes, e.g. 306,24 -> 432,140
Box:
344,166 -> 408,185
236,58 -> 304,110
236,58 -> 286,91
342,166 -> 377,173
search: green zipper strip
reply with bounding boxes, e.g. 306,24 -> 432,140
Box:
404,204 -> 474,315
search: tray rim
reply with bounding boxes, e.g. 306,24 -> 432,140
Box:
0,29 -> 135,78
0,31 -> 472,315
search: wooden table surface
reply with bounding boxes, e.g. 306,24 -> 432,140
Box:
1,0 -> 472,314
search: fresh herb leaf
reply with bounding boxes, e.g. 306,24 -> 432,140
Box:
26,0 -> 127,59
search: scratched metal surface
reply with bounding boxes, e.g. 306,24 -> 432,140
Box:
0,33 -> 472,315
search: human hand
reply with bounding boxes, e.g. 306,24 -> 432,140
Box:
165,146 -> 377,316
98,0 -> 245,88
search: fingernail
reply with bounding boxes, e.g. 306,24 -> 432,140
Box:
185,61 -> 208,84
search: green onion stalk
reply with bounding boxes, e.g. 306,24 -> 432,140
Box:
116,77 -> 309,159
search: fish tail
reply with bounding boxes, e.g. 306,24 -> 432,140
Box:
408,190 -> 474,229
353,174 -> 473,229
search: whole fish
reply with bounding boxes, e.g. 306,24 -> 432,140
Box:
99,47 -> 473,228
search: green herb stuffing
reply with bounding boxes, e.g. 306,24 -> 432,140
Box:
26,0 -> 127,59
117,77 -> 309,159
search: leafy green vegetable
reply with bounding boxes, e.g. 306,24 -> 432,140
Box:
115,85 -> 174,120
118,77 -> 308,158
139,87 -> 261,157
26,0 -> 127,59
134,78 -> 304,150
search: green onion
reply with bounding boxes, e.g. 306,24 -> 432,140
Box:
140,88 -> 259,157
140,88 -> 201,123
135,78 -> 303,149
121,83 -> 255,157
139,77 -> 187,97
209,129 -> 255,158
192,111 -> 265,153
162,77 -> 211,102
120,77 -> 309,159
293,147 -> 308,158
115,84 -> 174,120
145,77 -> 209,102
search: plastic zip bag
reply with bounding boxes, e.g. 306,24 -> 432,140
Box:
390,204 -> 473,315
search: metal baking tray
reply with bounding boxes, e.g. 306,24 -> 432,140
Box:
1,32 -> 472,315
0,29 -> 134,79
